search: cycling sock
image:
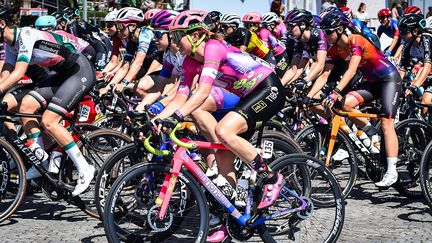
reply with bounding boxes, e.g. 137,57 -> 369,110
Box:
27,132 -> 44,149
64,141 -> 89,172
386,157 -> 398,175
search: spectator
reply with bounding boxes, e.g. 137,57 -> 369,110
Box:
391,2 -> 400,20
356,2 -> 368,24
322,0 -> 336,12
271,0 -> 285,17
335,0 -> 347,8
427,6 -> 432,18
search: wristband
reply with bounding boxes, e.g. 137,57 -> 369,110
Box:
121,78 -> 129,85
334,87 -> 342,95
174,110 -> 184,121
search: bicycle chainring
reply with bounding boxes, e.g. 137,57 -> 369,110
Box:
226,216 -> 255,241
295,197 -> 314,220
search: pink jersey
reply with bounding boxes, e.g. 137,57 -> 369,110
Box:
274,22 -> 287,41
257,28 -> 286,56
177,39 -> 274,98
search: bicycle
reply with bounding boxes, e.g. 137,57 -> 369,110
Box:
102,124 -> 344,242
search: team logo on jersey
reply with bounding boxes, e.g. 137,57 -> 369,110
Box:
252,100 -> 267,113
81,77 -> 87,83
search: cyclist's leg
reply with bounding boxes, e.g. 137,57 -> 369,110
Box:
42,55 -> 96,195
422,86 -> 432,114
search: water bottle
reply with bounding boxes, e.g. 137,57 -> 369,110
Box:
48,148 -> 63,174
213,174 -> 236,200
235,169 -> 251,207
26,140 -> 48,163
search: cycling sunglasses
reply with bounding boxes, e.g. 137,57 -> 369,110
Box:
172,31 -> 187,43
286,23 -> 298,31
323,27 -> 339,35
221,23 -> 235,29
399,28 -> 410,35
107,22 -> 115,28
115,23 -> 135,31
154,30 -> 168,40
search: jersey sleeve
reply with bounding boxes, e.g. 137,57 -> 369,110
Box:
377,26 -> 383,38
5,44 -> 16,65
422,33 -> 432,64
137,28 -> 154,54
199,40 -> 226,86
350,35 -> 364,57
16,29 -> 36,63
316,30 -> 328,51
326,45 -> 339,65
399,42 -> 412,70
392,20 -> 400,37
111,36 -> 122,57
239,28 -> 250,47
159,52 -> 175,78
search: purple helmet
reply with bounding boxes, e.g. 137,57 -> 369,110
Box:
150,10 -> 179,30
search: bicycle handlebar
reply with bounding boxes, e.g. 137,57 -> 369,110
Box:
143,123 -> 197,155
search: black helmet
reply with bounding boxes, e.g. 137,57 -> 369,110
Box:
64,7 -> 80,18
284,9 -> 313,26
209,11 -> 222,23
398,14 -> 425,33
0,6 -> 14,22
52,11 -> 69,23
320,11 -> 350,30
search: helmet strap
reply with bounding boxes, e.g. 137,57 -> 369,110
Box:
187,34 -> 206,57
0,27 -> 4,43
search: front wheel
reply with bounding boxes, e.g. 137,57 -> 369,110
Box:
420,140 -> 432,209
103,163 -> 209,243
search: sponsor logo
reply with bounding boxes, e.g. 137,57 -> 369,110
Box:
251,100 -> 267,113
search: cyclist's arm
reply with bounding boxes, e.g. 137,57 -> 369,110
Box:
239,45 -> 247,52
0,62 -> 28,93
123,52 -> 146,83
388,35 -> 399,53
102,54 -> 120,73
304,50 -> 326,82
335,56 -> 361,91
307,63 -> 333,98
281,55 -> 301,85
0,63 -> 12,81
412,62 -> 431,87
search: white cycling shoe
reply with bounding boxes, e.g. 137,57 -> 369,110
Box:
375,173 -> 398,187
72,165 -> 95,196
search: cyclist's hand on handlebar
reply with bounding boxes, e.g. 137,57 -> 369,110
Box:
104,72 -> 115,82
115,83 -> 127,93
99,86 -> 110,97
156,112 -> 182,134
405,85 -> 418,97
322,90 -> 340,110
148,102 -> 165,117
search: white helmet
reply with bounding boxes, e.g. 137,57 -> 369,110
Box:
426,16 -> 432,29
262,12 -> 279,25
220,12 -> 241,26
105,10 -> 118,22
115,7 -> 144,23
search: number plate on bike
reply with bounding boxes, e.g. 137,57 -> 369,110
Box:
262,140 -> 274,159
79,105 -> 91,121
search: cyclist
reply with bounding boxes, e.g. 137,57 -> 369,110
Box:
262,11 -> 288,44
219,12 -> 276,65
398,14 -> 432,114
283,9 -> 328,90
159,9 -> 285,209
100,8 -> 163,95
0,6 -> 95,195
35,15 -> 97,65
321,11 -> 401,187
209,10 -> 222,32
377,8 -> 400,56
242,12 -> 288,78
98,9 -> 121,79
340,6 -> 381,49
404,6 -> 422,15
64,7 -> 109,70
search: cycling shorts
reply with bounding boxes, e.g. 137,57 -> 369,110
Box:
348,70 -> 401,118
234,72 -> 285,131
210,87 -> 241,121
29,54 -> 96,117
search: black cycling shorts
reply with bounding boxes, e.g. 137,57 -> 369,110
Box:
29,54 -> 96,117
348,70 -> 401,118
234,73 -> 285,131
264,52 -> 276,66
82,45 -> 96,65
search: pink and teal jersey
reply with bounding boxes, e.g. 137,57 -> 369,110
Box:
177,39 -> 274,98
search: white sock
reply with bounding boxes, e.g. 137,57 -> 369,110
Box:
64,142 -> 89,173
386,157 -> 398,176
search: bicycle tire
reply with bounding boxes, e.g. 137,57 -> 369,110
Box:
0,138 -> 27,223
267,154 -> 345,243
103,162 -> 209,243
420,140 -> 432,209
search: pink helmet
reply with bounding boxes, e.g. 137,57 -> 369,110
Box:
144,9 -> 162,21
169,10 -> 212,32
242,12 -> 262,23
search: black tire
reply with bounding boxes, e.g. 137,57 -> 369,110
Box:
394,119 -> 432,199
68,129 -> 132,219
94,143 -> 145,219
0,138 -> 27,223
420,140 -> 432,209
295,124 -> 358,200
267,154 -> 345,243
103,163 -> 209,243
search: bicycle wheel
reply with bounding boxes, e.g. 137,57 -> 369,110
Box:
420,140 -> 432,209
95,143 -> 147,219
295,124 -> 358,200
63,129 -> 132,219
0,138 -> 27,223
266,154 -> 345,242
103,163 -> 209,243
394,118 -> 432,199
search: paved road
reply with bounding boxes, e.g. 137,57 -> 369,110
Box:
0,178 -> 431,243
